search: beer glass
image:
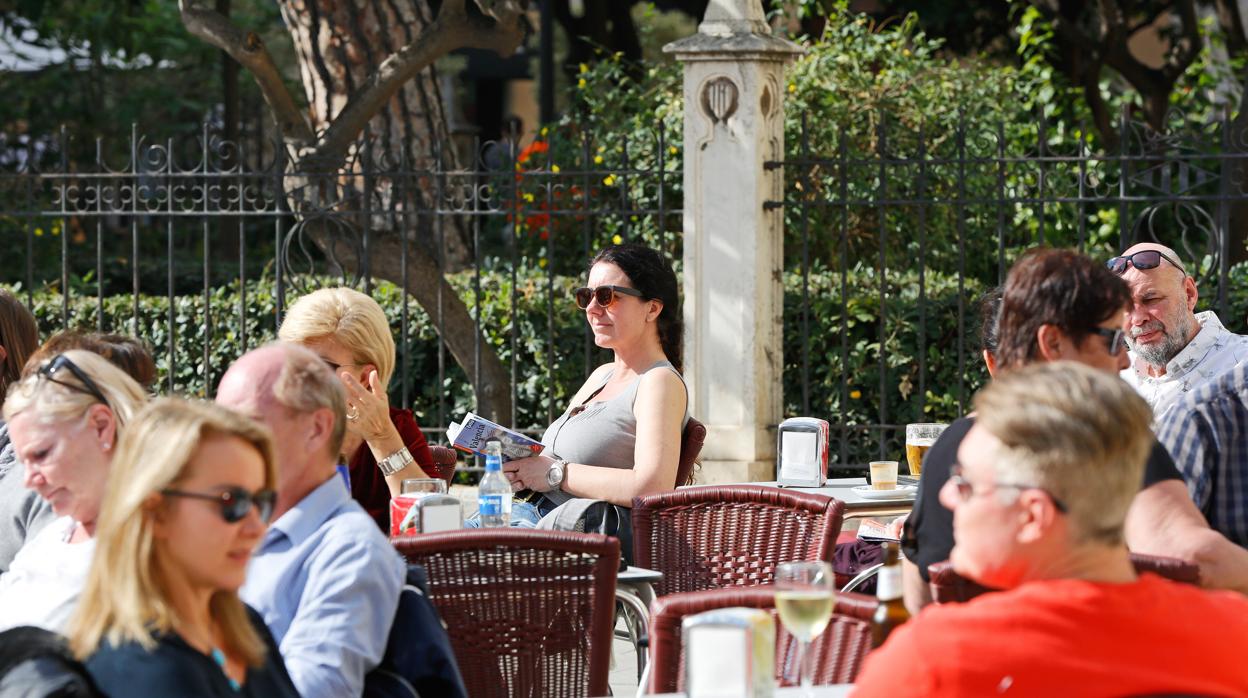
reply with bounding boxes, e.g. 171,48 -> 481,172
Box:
401,478 -> 448,495
905,423 -> 947,477
775,561 -> 835,694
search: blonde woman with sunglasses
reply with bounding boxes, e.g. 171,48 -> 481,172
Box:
495,243 -> 690,527
0,351 -> 147,631
71,397 -> 297,697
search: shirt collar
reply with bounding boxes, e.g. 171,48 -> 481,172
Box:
1132,310 -> 1228,381
265,473 -> 351,547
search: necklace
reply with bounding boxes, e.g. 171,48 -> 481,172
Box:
210,647 -> 241,692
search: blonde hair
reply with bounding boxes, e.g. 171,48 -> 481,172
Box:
973,361 -> 1154,546
0,289 -> 38,396
69,397 -> 277,664
278,287 -> 396,386
3,350 -> 147,430
270,342 -> 347,457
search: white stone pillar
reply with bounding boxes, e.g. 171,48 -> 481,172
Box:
665,1 -> 801,483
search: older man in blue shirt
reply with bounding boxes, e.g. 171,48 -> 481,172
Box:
217,342 -> 404,698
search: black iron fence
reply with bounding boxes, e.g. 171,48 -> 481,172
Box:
0,124 -> 681,461
771,110 -> 1248,470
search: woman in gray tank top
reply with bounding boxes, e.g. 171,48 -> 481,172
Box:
501,243 -> 690,521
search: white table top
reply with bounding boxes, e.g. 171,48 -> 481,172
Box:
751,478 -> 917,509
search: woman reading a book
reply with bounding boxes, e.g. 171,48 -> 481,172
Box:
278,288 -> 435,531
501,243 -> 689,524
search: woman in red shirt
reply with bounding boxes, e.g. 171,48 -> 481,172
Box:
279,287 -> 434,531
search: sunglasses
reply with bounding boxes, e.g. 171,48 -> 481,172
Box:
161,486 -> 277,524
574,285 -> 645,310
1105,250 -> 1186,277
1089,327 -> 1127,356
949,464 -> 1068,513
39,354 -> 111,409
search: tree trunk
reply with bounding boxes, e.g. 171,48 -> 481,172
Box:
277,0 -> 512,422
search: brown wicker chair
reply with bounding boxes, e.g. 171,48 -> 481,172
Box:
675,417 -> 707,487
647,585 -> 877,693
392,529 -> 620,698
427,445 -> 458,485
632,485 -> 846,597
927,552 -> 1202,604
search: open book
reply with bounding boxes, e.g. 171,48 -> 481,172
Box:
446,412 -> 545,460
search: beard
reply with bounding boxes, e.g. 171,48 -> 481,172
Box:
1127,313 -> 1197,367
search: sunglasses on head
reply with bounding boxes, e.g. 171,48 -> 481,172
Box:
161,486 -> 277,524
1089,327 -> 1127,356
39,354 -> 111,410
1105,250 -> 1186,277
574,284 -> 645,310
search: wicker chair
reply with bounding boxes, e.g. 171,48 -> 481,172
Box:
392,529 -> 620,698
927,552 -> 1202,604
647,585 -> 877,694
427,445 -> 458,486
675,417 -> 707,487
632,485 -> 846,598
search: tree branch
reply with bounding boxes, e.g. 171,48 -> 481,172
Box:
307,0 -> 529,170
1161,0 -> 1202,83
178,0 -> 315,146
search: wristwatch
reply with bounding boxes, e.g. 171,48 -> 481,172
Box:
378,446 -> 414,477
546,459 -> 568,490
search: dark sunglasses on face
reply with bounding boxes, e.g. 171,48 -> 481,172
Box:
1089,327 -> 1127,356
574,284 -> 645,310
1105,249 -> 1186,277
39,354 -> 111,409
949,464 -> 1068,513
161,486 -> 277,524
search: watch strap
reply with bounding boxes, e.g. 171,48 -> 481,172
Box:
378,446 -> 414,477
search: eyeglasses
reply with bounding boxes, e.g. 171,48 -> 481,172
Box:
39,355 -> 110,410
574,285 -> 645,310
1105,250 -> 1186,277
161,486 -> 277,524
1089,327 -> 1126,356
948,464 -> 1068,513
320,358 -> 358,373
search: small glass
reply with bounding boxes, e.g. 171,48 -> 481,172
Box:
774,561 -> 836,694
401,478 -> 448,495
868,460 -> 898,490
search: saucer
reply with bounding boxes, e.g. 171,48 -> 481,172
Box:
852,484 -> 917,500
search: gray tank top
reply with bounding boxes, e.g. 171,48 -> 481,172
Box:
540,360 -> 689,506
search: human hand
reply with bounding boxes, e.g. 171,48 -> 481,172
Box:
341,369 -> 394,444
502,455 -> 555,492
885,514 -> 908,541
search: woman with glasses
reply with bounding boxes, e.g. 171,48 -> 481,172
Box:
278,287 -> 435,531
71,397 -> 297,698
498,243 -> 689,526
0,350 -> 147,631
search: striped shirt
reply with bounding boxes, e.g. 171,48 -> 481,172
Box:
1156,362 -> 1248,547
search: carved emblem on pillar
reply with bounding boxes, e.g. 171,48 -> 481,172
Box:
701,77 -> 739,124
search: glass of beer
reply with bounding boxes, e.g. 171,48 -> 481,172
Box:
775,561 -> 835,694
905,423 -> 947,477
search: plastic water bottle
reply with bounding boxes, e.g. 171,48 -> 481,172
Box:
477,440 -> 511,527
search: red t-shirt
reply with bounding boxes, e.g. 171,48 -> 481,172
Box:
853,574 -> 1248,697
347,407 -> 434,532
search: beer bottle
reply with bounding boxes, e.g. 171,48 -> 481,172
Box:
871,542 -> 910,648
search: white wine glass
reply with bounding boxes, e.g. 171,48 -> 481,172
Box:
774,560 -> 836,694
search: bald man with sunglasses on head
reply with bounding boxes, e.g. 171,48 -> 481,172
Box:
1110,242 -> 1248,422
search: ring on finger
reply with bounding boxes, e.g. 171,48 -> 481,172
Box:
346,404 -> 360,421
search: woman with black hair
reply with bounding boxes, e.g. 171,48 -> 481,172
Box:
501,243 -> 690,522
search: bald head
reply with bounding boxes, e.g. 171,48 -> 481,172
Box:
217,343 -> 346,502
1116,243 -> 1199,372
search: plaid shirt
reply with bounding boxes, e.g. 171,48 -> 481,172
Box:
1156,361 -> 1248,547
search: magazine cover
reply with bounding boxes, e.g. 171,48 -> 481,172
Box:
446,412 -> 545,460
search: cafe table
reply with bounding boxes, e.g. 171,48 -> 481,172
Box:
748,478 -> 916,520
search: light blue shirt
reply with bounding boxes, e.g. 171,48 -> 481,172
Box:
241,474 -> 404,698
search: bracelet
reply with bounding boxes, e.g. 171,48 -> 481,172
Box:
377,446 -> 414,477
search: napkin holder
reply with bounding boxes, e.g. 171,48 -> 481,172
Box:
683,607 -> 774,698
776,417 -> 829,487
393,494 -> 462,536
